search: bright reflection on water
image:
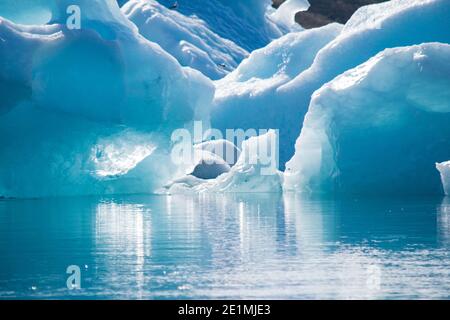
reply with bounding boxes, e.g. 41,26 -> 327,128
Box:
0,194 -> 449,299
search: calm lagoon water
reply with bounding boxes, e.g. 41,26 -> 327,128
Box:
0,193 -> 449,299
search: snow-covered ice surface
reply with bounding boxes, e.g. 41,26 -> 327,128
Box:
269,0 -> 310,32
212,23 -> 343,167
284,43 -> 450,195
122,0 -> 248,79
437,162 -> 450,196
0,0 -> 214,198
214,0 -> 450,168
214,23 -> 342,101
281,0 -> 450,95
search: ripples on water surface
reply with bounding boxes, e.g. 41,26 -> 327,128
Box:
0,194 -> 449,299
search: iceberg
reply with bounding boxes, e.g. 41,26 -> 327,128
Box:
437,162 -> 450,196
167,130 -> 283,194
212,23 -> 342,167
269,0 -> 309,32
1,0 -> 450,197
214,23 -> 342,100
197,130 -> 282,193
284,43 -> 450,195
0,0 -> 214,198
214,0 -> 450,168
122,0 -> 248,79
281,0 -> 450,96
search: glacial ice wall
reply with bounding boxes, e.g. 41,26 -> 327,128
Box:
284,43 -> 450,195
0,0 -> 214,198
122,0 -> 248,79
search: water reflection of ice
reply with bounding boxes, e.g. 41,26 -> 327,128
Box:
438,197 -> 450,247
95,202 -> 150,298
1,194 -> 449,299
88,194 -> 450,299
